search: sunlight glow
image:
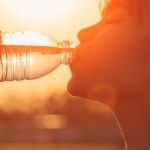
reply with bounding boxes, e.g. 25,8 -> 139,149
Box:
0,0 -> 100,113
99,0 -> 111,16
12,57 -> 17,65
2,30 -> 53,46
22,55 -> 26,65
5,0 -> 76,20
35,114 -> 67,129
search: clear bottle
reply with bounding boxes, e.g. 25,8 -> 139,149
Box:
0,31 -> 75,81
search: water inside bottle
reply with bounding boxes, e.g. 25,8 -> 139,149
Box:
0,30 -> 74,81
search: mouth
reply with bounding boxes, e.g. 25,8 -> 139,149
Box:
69,61 -> 78,74
69,45 -> 81,71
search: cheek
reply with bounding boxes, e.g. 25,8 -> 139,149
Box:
88,42 -> 145,96
69,23 -> 147,97
89,26 -> 143,74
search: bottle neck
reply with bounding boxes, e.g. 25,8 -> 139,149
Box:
0,44 -> 75,81
59,41 -> 75,65
62,47 -> 73,65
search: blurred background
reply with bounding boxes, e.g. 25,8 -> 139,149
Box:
0,0 -> 125,149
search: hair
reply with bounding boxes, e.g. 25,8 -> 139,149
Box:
99,0 -> 145,22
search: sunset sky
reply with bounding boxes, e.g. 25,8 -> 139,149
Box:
0,0 -> 100,112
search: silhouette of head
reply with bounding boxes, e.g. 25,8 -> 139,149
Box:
68,0 -> 150,107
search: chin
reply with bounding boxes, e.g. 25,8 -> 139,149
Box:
67,77 -> 98,100
67,78 -> 81,97
67,77 -> 117,106
67,76 -> 88,98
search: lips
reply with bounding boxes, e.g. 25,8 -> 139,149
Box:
69,45 -> 81,71
72,45 -> 80,60
69,60 -> 78,73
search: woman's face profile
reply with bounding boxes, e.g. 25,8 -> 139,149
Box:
68,3 -> 149,105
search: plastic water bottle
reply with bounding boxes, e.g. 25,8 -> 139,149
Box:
0,31 -> 75,81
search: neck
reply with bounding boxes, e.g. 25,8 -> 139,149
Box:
112,94 -> 150,150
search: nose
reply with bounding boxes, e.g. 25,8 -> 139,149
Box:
77,22 -> 101,43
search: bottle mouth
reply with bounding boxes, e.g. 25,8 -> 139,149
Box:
60,41 -> 75,65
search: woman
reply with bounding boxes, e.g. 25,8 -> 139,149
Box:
68,0 -> 150,149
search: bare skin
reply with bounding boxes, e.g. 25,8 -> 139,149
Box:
68,1 -> 150,149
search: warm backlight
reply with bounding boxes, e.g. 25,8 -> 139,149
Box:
35,114 -> 67,129
5,0 -> 76,20
2,30 -> 54,46
0,0 -> 100,113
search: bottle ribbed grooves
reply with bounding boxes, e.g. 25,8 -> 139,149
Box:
0,46 -> 31,81
0,43 -> 74,81
60,41 -> 74,65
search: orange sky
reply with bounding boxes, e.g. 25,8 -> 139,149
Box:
0,0 -> 100,112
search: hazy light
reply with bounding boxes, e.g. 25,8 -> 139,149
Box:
2,30 -> 52,46
99,0 -> 111,16
5,0 -> 76,20
22,55 -> 26,65
35,114 -> 67,129
12,57 -> 17,65
0,0 -> 100,113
